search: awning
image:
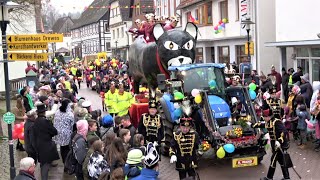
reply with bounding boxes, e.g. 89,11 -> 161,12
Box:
265,39 -> 320,47
176,0 -> 203,10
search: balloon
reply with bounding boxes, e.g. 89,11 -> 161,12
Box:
249,90 -> 256,100
218,26 -> 223,30
191,89 -> 200,97
116,60 -> 119,63
214,26 -> 218,30
112,58 -> 116,63
216,146 -> 226,159
112,63 -> 117,67
219,20 -> 223,24
222,18 -> 228,23
18,133 -> 24,140
215,31 -> 219,34
90,74 -> 94,78
208,80 -> 217,87
195,95 -> 202,104
19,140 -> 25,145
218,30 -> 222,33
14,124 -> 22,132
263,92 -> 270,100
249,83 -> 257,91
221,23 -> 225,28
223,144 -> 235,153
173,103 -> 180,109
306,119 -> 314,129
174,108 -> 182,118
12,130 -> 18,139
174,92 -> 184,100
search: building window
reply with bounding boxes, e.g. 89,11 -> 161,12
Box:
196,47 -> 203,63
219,0 -> 228,20
121,27 -> 124,38
236,45 -> 248,64
312,60 -> 320,81
106,42 -> 111,51
235,0 -> 239,21
117,28 -> 120,39
105,23 -> 109,32
218,46 -> 230,64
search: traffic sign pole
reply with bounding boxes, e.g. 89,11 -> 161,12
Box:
1,1 -> 15,178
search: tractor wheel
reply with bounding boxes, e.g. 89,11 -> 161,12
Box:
159,104 -> 174,156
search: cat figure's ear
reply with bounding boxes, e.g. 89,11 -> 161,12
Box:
153,23 -> 165,41
184,22 -> 198,40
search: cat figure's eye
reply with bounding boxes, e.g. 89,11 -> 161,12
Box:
182,40 -> 194,50
164,41 -> 179,50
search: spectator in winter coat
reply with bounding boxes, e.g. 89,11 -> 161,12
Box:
310,81 -> 320,111
292,66 -> 303,84
74,120 -> 89,180
82,137 -> 100,180
12,95 -> 27,151
53,99 -> 74,164
88,140 -> 110,180
131,142 -> 160,180
24,110 -> 38,164
259,75 -> 273,93
268,65 -> 282,92
20,87 -> 32,113
281,67 -> 290,103
121,115 -> 136,147
14,157 -> 36,180
299,73 -> 313,108
296,104 -> 310,149
123,149 -> 145,179
33,103 -> 59,180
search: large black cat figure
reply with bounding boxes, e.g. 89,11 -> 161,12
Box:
128,22 -> 199,94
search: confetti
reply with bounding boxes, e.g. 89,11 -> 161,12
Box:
303,158 -> 306,160
294,166 -> 296,168
299,154 -> 302,155
307,170 -> 310,173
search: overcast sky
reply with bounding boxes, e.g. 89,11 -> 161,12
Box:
50,0 -> 94,13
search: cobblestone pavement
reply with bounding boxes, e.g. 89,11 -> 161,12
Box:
1,85 -> 320,180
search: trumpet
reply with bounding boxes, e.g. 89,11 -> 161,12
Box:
312,103 -> 320,116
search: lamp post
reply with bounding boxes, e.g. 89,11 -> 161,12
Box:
241,17 -> 255,63
0,1 -> 22,179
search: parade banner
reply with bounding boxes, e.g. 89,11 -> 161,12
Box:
240,0 -> 252,36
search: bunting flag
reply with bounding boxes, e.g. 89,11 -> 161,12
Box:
83,5 -> 164,10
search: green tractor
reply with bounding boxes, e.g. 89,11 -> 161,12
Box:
157,63 -> 267,168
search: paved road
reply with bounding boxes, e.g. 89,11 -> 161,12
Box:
1,85 -> 320,180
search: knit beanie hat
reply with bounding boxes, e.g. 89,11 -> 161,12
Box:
77,120 -> 89,139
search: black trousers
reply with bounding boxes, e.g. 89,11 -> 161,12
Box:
267,149 -> 290,179
60,145 -> 70,164
178,169 -> 196,180
28,152 -> 38,165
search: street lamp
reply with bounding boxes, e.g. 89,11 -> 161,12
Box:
241,17 -> 255,62
0,0 -> 22,179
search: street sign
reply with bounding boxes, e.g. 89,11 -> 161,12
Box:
7,34 -> 63,43
8,43 -> 48,51
8,53 -> 48,61
3,112 -> 15,124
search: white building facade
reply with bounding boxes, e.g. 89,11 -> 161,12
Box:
71,0 -> 111,61
109,0 -> 133,61
0,6 -> 37,92
265,0 -> 320,82
164,0 -> 280,74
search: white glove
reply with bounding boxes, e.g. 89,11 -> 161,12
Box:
170,155 -> 177,163
153,141 -> 158,147
282,119 -> 286,123
275,141 -> 281,149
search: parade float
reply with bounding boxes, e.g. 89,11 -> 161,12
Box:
128,16 -> 266,167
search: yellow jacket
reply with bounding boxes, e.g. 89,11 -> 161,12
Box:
116,92 -> 135,116
104,90 -> 119,114
71,67 -> 77,76
64,81 -> 73,92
